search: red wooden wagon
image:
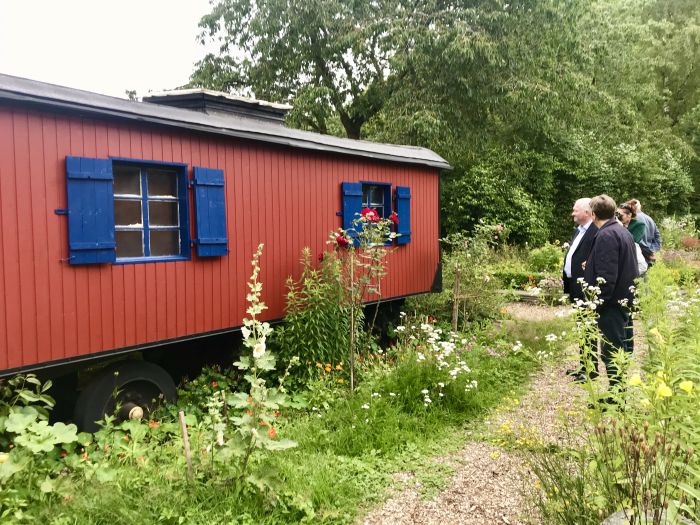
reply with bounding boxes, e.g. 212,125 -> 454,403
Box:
0,74 -> 450,430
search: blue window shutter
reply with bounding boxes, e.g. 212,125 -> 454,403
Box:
193,167 -> 228,257
342,182 -> 362,245
65,156 -> 116,264
395,186 -> 411,245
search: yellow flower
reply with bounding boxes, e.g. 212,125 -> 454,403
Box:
656,382 -> 672,398
316,362 -> 322,368
338,378 -> 345,384
679,381 -> 694,394
0,452 -> 8,463
628,373 -> 642,386
648,327 -> 665,346
335,364 -> 342,370
489,451 -> 501,459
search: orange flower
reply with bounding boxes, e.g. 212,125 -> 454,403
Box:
245,409 -> 253,417
259,420 -> 269,427
273,410 -> 281,417
211,380 -> 219,388
268,427 -> 277,439
148,420 -> 160,429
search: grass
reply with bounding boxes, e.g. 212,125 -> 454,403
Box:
26,314 -> 571,525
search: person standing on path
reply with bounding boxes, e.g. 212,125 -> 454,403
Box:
562,198 -> 598,381
616,202 -> 646,244
584,195 -> 639,394
629,198 -> 661,266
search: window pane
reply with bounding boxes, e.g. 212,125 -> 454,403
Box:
113,166 -> 141,196
370,186 -> 384,207
150,230 -> 180,256
147,169 -> 177,197
114,199 -> 142,226
116,230 -> 144,258
149,201 -> 179,226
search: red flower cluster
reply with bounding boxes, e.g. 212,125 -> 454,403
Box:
361,207 -> 381,223
336,235 -> 350,247
389,212 -> 399,226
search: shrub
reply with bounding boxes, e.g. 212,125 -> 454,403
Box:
527,242 -> 563,272
273,249 -> 354,388
408,227 -> 506,325
659,215 -> 698,250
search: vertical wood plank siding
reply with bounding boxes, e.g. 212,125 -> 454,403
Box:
0,108 -> 439,371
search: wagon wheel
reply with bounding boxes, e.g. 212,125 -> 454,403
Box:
73,361 -> 177,433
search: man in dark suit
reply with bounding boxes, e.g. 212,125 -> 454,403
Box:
563,198 -> 598,302
584,194 -> 639,392
562,198 -> 598,381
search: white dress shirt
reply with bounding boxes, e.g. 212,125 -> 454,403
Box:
564,220 -> 592,278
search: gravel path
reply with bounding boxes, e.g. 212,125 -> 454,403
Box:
361,302 -> 585,525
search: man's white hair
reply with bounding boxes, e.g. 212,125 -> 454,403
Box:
574,198 -> 592,212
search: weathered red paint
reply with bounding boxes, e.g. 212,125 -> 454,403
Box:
0,107 -> 440,373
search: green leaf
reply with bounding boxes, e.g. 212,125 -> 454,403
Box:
265,438 -> 297,451
676,482 -> 700,503
40,477 -> 56,493
5,408 -> 39,433
95,467 -> 117,483
51,422 -> 79,444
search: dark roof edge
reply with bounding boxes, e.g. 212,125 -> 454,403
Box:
0,75 -> 452,171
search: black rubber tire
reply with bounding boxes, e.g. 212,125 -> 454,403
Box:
73,361 -> 177,433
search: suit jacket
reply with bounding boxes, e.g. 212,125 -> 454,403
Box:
562,222 -> 598,300
584,219 -> 639,309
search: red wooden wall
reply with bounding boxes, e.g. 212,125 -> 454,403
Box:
0,107 -> 440,372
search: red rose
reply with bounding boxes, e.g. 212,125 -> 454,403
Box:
361,208 -> 381,223
268,427 -> 277,439
336,235 -> 350,247
389,212 -> 399,226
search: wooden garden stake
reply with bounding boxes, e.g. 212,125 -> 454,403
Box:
349,249 -> 356,392
178,410 -> 193,480
452,266 -> 461,332
221,390 -> 228,417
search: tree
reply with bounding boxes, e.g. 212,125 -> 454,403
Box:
191,0 -> 414,139
192,0 -> 698,242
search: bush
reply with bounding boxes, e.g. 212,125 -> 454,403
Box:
527,242 -> 563,272
408,226 -> 506,325
659,215 -> 698,250
273,248 -> 354,388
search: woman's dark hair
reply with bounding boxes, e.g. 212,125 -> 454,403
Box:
619,202 -> 637,219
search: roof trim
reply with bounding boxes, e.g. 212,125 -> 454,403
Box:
0,74 -> 452,171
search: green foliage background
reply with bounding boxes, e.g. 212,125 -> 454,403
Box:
191,0 -> 700,243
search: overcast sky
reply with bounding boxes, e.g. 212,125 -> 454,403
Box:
0,0 -> 217,99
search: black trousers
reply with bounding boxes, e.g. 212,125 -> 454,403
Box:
593,304 -> 630,389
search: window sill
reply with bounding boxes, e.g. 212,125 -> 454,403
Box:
114,255 -> 191,265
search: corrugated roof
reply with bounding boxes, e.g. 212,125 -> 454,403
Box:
0,73 -> 451,171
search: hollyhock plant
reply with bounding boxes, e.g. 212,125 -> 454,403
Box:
389,212 -> 399,226
336,234 -> 350,248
